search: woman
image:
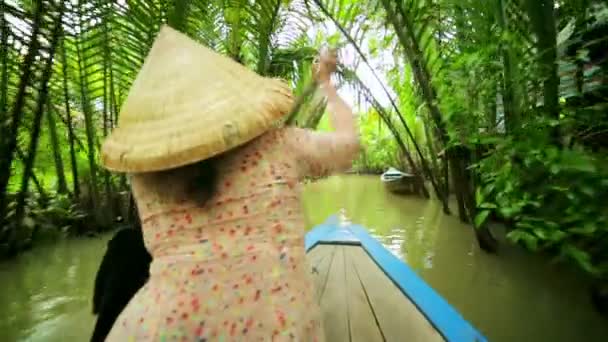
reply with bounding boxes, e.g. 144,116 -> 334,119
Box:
101,26 -> 359,341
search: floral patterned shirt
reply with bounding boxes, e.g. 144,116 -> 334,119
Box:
107,126 -> 359,341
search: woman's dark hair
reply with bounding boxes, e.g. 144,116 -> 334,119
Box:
130,156 -> 220,208
189,157 -> 218,206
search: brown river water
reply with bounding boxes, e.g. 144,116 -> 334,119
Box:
0,175 -> 606,341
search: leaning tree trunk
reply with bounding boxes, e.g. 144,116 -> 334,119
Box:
379,0 -> 454,210
11,6 -> 64,251
379,0 -> 497,252
101,8 -> 115,221
60,40 -> 80,198
495,0 -> 521,134
46,101 -> 68,194
455,146 -> 499,252
109,58 -> 118,129
0,1 -> 9,132
75,2 -> 100,219
442,150 -> 449,198
448,149 -> 468,222
16,147 -> 47,203
423,120 -> 443,193
0,2 -> 44,225
523,0 -> 560,139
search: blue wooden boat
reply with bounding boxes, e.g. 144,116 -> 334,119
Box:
305,215 -> 487,342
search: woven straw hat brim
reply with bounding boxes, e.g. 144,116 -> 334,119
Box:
101,25 -> 294,173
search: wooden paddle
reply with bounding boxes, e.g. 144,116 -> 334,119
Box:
284,80 -> 320,126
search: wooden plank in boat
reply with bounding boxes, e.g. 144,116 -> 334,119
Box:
307,245 -> 336,302
344,246 -> 385,342
307,244 -> 333,268
348,246 -> 445,342
317,246 -> 349,341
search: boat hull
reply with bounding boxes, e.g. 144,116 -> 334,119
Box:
305,216 -> 487,342
382,177 -> 415,194
380,168 -> 417,194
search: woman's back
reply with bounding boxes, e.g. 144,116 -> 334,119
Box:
107,125 -> 358,341
132,126 -> 357,257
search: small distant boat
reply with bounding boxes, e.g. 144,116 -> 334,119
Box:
305,215 -> 487,342
380,167 -> 416,193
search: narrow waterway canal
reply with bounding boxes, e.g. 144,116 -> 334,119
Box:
0,175 -> 605,341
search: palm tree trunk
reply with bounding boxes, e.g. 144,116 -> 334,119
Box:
448,149 -> 468,222
46,101 -> 68,194
0,1 -> 9,130
109,63 -> 117,128
379,1 -> 451,206
102,63 -> 109,138
60,41 -> 80,199
495,0 -> 521,133
523,0 -> 560,130
0,2 -> 44,225
488,83 -> 498,131
423,120 -> 441,187
75,1 -> 100,216
16,147 -> 47,202
380,0 -> 447,143
442,152 -> 449,196
101,25 -> 114,219
12,6 -> 64,248
456,145 -> 498,252
256,0 -> 281,75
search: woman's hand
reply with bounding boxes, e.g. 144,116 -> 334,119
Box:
313,49 -> 337,84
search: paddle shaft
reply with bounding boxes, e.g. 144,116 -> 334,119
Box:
284,80 -> 320,126
284,47 -> 338,126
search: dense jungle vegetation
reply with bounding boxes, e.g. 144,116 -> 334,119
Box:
1,0 -> 607,293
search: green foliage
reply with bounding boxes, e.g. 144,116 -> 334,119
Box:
28,194 -> 89,236
475,116 -> 608,276
352,110 -> 401,173
353,137 -> 399,174
465,1 -> 608,277
1,192 -> 89,256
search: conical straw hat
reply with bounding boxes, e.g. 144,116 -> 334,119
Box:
101,25 -> 294,173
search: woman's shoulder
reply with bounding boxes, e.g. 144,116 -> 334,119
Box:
267,126 -> 292,137
260,126 -> 299,144
270,126 -> 311,142
249,126 -> 314,156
